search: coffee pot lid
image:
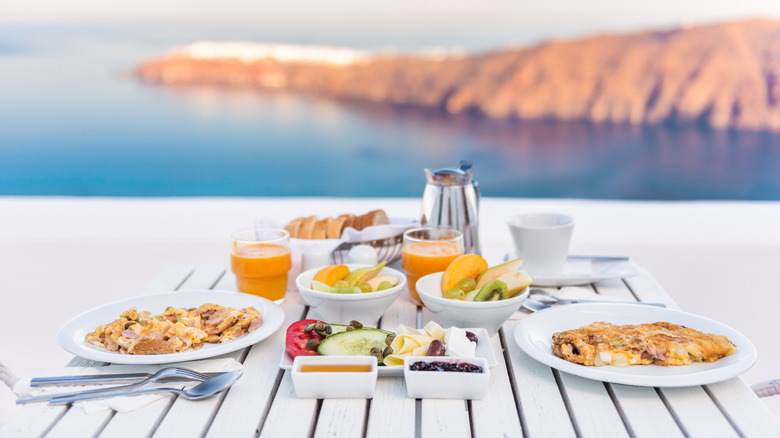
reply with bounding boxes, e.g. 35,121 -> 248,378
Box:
425,160 -> 475,185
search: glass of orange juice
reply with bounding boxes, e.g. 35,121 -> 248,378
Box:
231,228 -> 292,303
402,227 -> 464,305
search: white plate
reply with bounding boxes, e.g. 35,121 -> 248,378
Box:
513,303 -> 756,387
504,253 -> 639,286
279,327 -> 497,377
58,290 -> 285,365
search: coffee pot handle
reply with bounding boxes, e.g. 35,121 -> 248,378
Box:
472,179 -> 480,209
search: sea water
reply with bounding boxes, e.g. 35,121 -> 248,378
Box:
1,29 -> 779,200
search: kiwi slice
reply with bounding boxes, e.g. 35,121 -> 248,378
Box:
473,279 -> 509,301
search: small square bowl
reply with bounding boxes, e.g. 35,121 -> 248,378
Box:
403,356 -> 490,400
292,355 -> 378,399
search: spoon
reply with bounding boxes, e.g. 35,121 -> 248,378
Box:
18,367 -> 214,404
49,369 -> 243,405
526,289 -> 667,307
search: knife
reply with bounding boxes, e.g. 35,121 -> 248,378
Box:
30,372 -> 225,387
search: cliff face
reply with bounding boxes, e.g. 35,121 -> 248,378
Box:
135,19 -> 780,131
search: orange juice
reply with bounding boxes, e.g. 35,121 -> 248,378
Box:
402,242 -> 462,304
231,243 -> 291,302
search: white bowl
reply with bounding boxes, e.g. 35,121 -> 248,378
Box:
403,356 -> 490,399
416,272 -> 529,336
292,355 -> 378,399
296,264 -> 406,324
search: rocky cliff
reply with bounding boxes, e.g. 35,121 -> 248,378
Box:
135,19 -> 780,131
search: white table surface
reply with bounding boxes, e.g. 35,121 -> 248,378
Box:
3,263 -> 779,438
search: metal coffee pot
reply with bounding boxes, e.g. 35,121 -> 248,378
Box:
421,160 -> 481,254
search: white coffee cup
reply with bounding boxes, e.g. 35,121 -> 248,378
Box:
507,213 -> 574,276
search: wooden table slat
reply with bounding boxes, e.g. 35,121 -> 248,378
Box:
658,386 -> 739,437
98,397 -> 173,438
420,399 -> 470,438
364,296 -> 418,438
141,266 -> 195,295
706,378 -> 780,436
502,317 -> 577,438
143,268 -> 232,437
608,384 -> 684,438
257,375 -> 318,438
314,399 -> 369,438
469,334 -> 524,437
624,269 -> 681,310
46,401 -> 113,438
0,402 -> 67,438
556,373 -> 629,437
205,297 -> 303,437
365,378 -> 414,438
176,266 -> 226,291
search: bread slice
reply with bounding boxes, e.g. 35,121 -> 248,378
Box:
312,217 -> 331,239
284,217 -> 303,238
353,209 -> 390,231
133,339 -> 175,355
337,214 -> 353,231
327,216 -> 347,239
297,216 -> 317,239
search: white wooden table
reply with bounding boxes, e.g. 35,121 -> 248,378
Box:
4,265 -> 780,437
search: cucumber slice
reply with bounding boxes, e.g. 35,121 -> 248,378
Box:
317,328 -> 392,364
328,324 -> 350,335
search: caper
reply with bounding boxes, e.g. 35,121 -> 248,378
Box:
314,322 -> 325,332
346,326 -> 354,331
455,278 -> 477,293
349,320 -> 363,329
356,281 -> 373,293
305,339 -> 320,351
370,347 -> 383,362
386,334 -> 395,345
383,346 -> 393,357
304,323 -> 315,333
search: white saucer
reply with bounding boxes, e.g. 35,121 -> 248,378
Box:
503,253 -> 639,286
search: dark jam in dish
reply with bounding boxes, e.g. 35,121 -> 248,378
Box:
409,361 -> 483,373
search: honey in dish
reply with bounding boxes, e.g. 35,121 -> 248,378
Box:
299,364 -> 373,372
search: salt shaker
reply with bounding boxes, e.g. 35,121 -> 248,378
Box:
347,244 -> 378,265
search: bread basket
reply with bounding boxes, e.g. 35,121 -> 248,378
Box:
330,234 -> 404,264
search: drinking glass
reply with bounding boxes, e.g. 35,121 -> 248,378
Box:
402,227 -> 464,305
231,228 -> 291,303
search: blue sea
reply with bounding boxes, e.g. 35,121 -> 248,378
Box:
2,25 -> 779,200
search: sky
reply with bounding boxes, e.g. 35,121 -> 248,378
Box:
4,0 -> 780,51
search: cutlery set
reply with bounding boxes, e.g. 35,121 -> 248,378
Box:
18,367 -> 241,405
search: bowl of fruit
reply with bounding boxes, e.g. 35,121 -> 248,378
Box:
296,262 -> 406,324
415,255 -> 531,336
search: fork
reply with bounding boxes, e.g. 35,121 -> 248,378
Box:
17,367 -> 212,404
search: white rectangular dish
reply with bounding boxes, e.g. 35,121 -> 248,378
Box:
404,356 -> 490,399
292,355 -> 378,399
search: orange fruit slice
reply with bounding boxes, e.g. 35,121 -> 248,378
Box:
441,254 -> 488,292
312,264 -> 350,287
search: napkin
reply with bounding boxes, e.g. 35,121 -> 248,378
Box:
14,358 -> 242,414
